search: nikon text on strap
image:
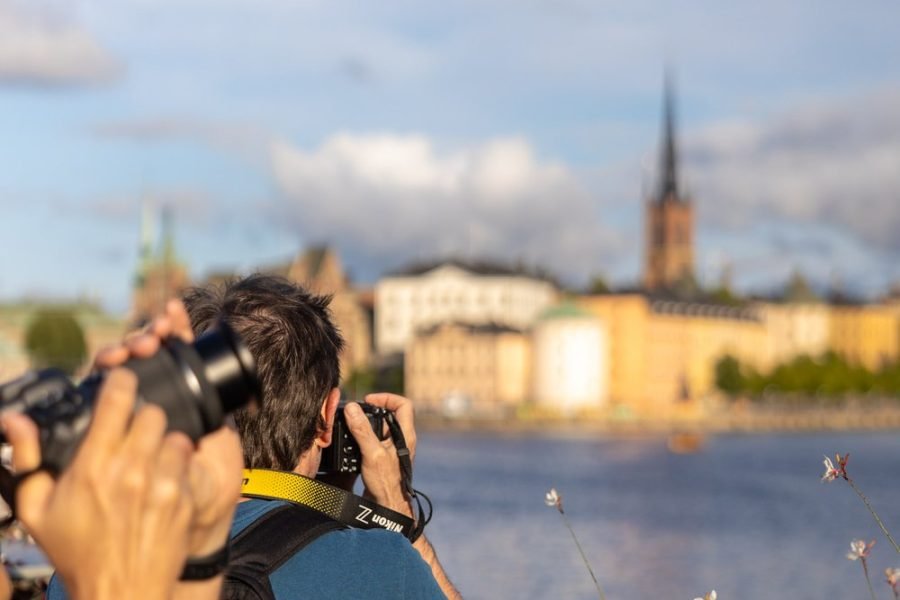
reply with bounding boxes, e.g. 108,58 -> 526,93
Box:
241,468 -> 417,540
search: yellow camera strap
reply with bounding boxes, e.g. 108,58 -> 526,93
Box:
241,468 -> 417,540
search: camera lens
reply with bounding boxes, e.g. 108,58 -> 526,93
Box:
0,321 -> 261,473
194,320 -> 260,415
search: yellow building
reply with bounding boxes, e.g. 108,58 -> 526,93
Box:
405,322 -> 530,417
578,295 -> 765,418
829,303 -> 900,370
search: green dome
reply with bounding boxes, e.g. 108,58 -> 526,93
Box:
537,301 -> 593,321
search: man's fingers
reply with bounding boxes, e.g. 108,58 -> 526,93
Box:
364,393 -> 415,428
179,425 -> 242,534
364,393 -> 416,455
77,369 -> 138,456
151,432 -> 193,501
2,413 -> 41,473
148,315 -> 172,340
344,403 -> 392,458
93,345 -> 131,369
364,393 -> 409,412
124,332 -> 161,359
166,299 -> 195,343
1,413 -> 54,525
120,404 -> 168,464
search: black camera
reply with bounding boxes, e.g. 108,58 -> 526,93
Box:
319,402 -> 391,475
0,322 -> 260,474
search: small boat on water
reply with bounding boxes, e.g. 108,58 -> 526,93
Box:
667,432 -> 705,454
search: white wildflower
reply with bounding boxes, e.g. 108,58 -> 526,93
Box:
545,488 -> 560,508
847,539 -> 875,561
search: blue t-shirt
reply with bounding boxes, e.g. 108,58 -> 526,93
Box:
46,499 -> 446,599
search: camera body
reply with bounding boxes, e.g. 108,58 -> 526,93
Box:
319,402 -> 391,475
0,322 -> 260,474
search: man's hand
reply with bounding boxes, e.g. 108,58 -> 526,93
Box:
344,393 -> 417,518
344,393 -> 462,599
2,369 -> 194,600
94,299 -> 243,559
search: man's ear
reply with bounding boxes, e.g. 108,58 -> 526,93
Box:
315,387 -> 341,448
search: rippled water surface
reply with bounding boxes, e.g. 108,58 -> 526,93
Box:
415,431 -> 900,599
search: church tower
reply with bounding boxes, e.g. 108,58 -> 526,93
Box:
130,204 -> 190,325
643,73 -> 695,291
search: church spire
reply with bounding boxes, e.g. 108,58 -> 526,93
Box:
643,68 -> 695,292
658,69 -> 679,202
134,196 -> 155,288
160,205 -> 177,266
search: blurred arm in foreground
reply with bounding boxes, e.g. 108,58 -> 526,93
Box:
21,301 -> 243,599
2,368 -> 195,600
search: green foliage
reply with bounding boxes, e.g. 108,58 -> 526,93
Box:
24,309 -> 88,375
713,351 -> 900,400
377,364 -> 405,396
784,270 -> 819,303
708,286 -> 743,306
587,275 -> 610,294
672,272 -> 701,300
341,365 -> 404,398
714,355 -> 744,397
343,368 -> 376,400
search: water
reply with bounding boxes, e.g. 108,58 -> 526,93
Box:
415,431 -> 900,599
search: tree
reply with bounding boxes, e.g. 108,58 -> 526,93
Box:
24,309 -> 88,375
343,367 -> 376,400
587,275 -> 610,294
784,270 -> 819,303
714,354 -> 744,397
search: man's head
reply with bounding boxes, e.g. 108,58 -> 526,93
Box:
182,274 -> 344,471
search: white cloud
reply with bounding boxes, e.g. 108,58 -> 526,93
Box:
0,0 -> 120,86
270,132 -> 623,284
683,87 -> 900,256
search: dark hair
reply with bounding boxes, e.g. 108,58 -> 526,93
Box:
182,273 -> 344,470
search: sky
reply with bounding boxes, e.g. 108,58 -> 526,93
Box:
0,0 -> 898,313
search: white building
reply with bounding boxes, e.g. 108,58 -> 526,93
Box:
754,302 -> 831,369
532,304 -> 608,414
375,261 -> 558,355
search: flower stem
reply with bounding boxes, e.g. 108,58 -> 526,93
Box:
558,509 -> 606,600
848,477 -> 900,554
861,558 -> 877,600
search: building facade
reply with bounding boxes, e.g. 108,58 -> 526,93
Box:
261,246 -> 372,375
404,322 -> 530,417
756,302 -> 831,369
532,304 -> 608,415
829,304 -> 900,370
375,261 -> 558,355
578,295 -> 766,418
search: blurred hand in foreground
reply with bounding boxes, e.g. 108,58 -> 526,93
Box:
93,299 -> 243,559
2,369 -> 193,600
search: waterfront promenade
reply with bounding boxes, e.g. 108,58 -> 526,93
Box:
418,401 -> 900,435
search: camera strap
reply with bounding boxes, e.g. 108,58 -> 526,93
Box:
382,411 -> 431,542
240,468 -> 418,541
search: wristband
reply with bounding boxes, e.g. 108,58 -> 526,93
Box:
179,543 -> 230,581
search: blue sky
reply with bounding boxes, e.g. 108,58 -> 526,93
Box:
1,0 -> 899,312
